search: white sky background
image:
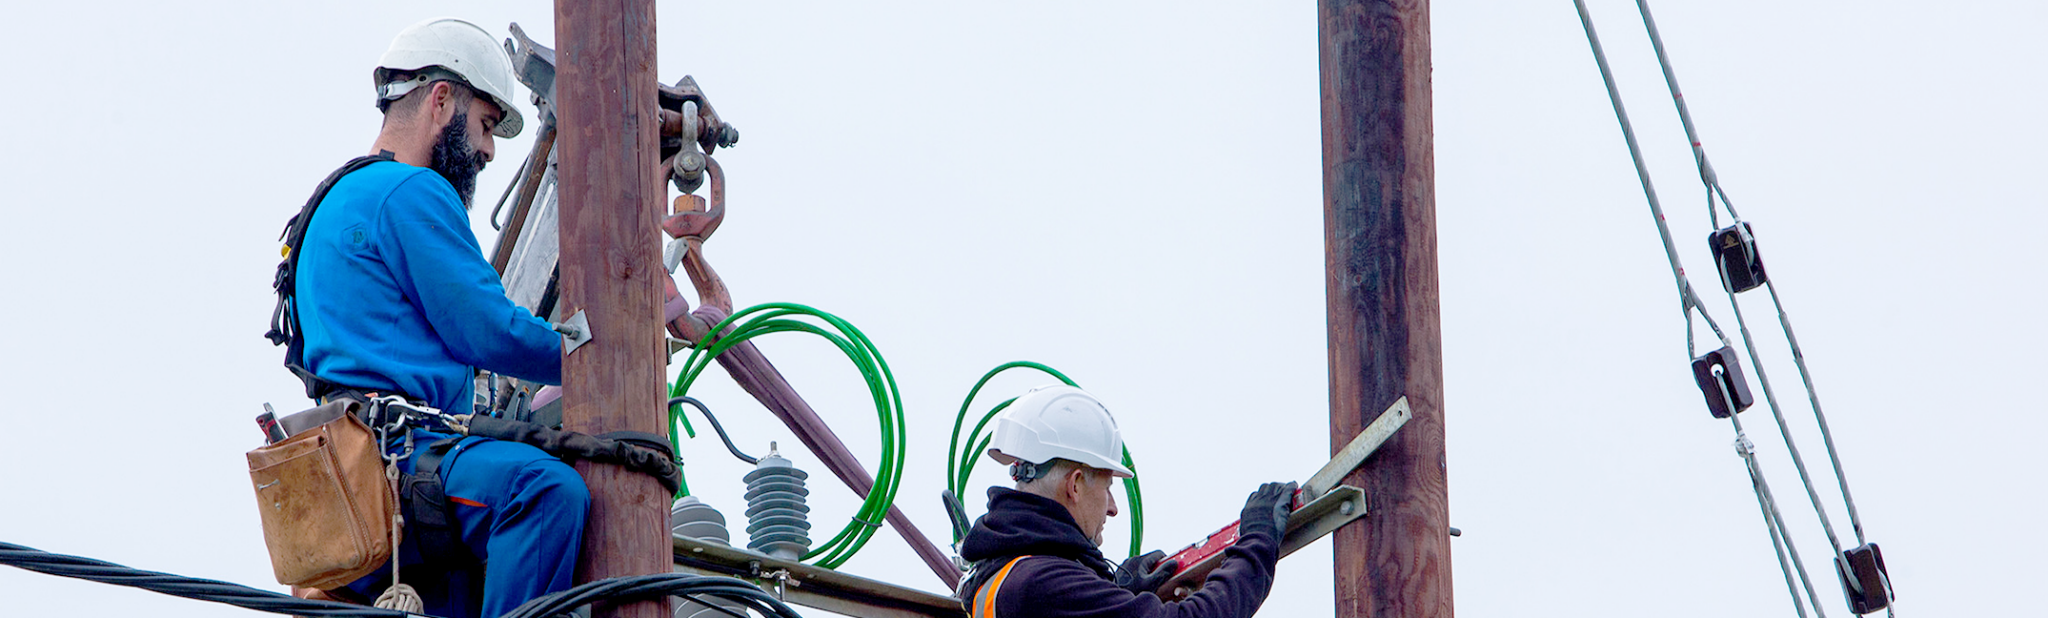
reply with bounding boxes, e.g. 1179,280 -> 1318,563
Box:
1,1 -> 2041,616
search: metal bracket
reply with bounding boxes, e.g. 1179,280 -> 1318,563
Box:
553,310 -> 592,354
1304,396 -> 1412,501
1159,484 -> 1369,599
1279,484 -> 1367,558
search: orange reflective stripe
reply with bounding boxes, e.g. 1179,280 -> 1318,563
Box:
973,556 -> 1033,618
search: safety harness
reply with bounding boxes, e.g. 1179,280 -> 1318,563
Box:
336,392 -> 683,577
265,153 -> 394,401
269,158 -> 683,590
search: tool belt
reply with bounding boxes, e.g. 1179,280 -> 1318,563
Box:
250,390 -> 682,591
246,398 -> 394,590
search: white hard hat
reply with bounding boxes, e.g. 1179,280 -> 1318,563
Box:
373,17 -> 524,138
987,385 -> 1134,478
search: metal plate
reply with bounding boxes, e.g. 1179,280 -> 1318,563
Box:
672,534 -> 964,618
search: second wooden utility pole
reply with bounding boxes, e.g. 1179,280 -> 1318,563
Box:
1319,1 -> 1453,617
555,1 -> 669,618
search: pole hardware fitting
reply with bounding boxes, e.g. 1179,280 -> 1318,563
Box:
552,310 -> 592,355
666,101 -> 709,194
659,76 -> 738,172
1691,346 -> 1754,419
664,237 -> 690,274
1835,542 -> 1894,614
503,22 -> 557,126
1710,222 -> 1768,294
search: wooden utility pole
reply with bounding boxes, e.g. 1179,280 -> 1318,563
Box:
556,1 -> 669,617
1319,1 -> 1452,617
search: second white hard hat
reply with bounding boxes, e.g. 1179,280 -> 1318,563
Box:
373,17 -> 524,138
987,384 -> 1135,478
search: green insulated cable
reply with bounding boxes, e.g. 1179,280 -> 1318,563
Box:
667,302 -> 906,570
947,361 -> 1146,559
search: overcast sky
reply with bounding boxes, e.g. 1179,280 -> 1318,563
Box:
2,1 -> 2042,617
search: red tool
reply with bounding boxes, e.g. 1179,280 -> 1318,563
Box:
1153,398 -> 1411,599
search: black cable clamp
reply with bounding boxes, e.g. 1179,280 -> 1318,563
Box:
1710,222 -> 1769,294
1836,542 -> 1894,614
1691,346 -> 1754,419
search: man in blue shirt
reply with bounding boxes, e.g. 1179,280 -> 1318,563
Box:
289,18 -> 587,618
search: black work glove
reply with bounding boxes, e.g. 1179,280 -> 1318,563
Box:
1237,481 -> 1299,543
1113,549 -> 1181,595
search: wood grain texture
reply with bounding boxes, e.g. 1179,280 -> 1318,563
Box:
1319,1 -> 1452,617
555,0 -> 670,616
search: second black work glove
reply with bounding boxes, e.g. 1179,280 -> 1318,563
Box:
1237,481 -> 1299,543
1114,549 -> 1181,595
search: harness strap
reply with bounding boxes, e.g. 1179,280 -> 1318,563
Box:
971,556 -> 1032,618
401,436 -> 478,569
267,154 -> 395,401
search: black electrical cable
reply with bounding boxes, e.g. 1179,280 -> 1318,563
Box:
0,541 -> 414,618
3,541 -> 806,618
666,396 -> 759,465
498,573 -> 805,618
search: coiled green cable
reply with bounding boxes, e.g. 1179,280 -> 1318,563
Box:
946,361 -> 1146,559
667,302 -> 905,570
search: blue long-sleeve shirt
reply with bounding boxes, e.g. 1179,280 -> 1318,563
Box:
298,160 -> 561,414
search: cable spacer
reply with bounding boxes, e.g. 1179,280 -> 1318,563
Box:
1691,346 -> 1754,419
1710,222 -> 1768,294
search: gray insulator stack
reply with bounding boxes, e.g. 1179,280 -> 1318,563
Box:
743,443 -> 812,561
670,495 -> 730,545
671,497 -> 744,618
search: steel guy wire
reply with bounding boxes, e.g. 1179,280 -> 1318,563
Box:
1764,282 -> 1869,545
1740,434 -> 1820,618
1745,460 -> 1810,618
1631,0 -> 1874,566
1629,0 -> 1739,223
1725,378 -> 1828,618
1574,1 -> 1836,614
1725,277 -> 1846,557
1569,0 -> 1732,362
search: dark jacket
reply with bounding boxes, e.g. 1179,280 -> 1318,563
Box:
956,487 -> 1279,618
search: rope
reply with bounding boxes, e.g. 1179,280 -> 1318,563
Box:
370,424 -> 425,614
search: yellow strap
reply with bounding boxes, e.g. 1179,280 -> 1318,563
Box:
972,556 -> 1033,618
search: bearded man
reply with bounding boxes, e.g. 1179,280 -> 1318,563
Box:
281,17 -> 585,618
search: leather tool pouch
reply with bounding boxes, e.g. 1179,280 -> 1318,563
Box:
247,399 -> 397,590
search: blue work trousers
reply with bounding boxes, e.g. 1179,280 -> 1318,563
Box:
344,431 -> 591,618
